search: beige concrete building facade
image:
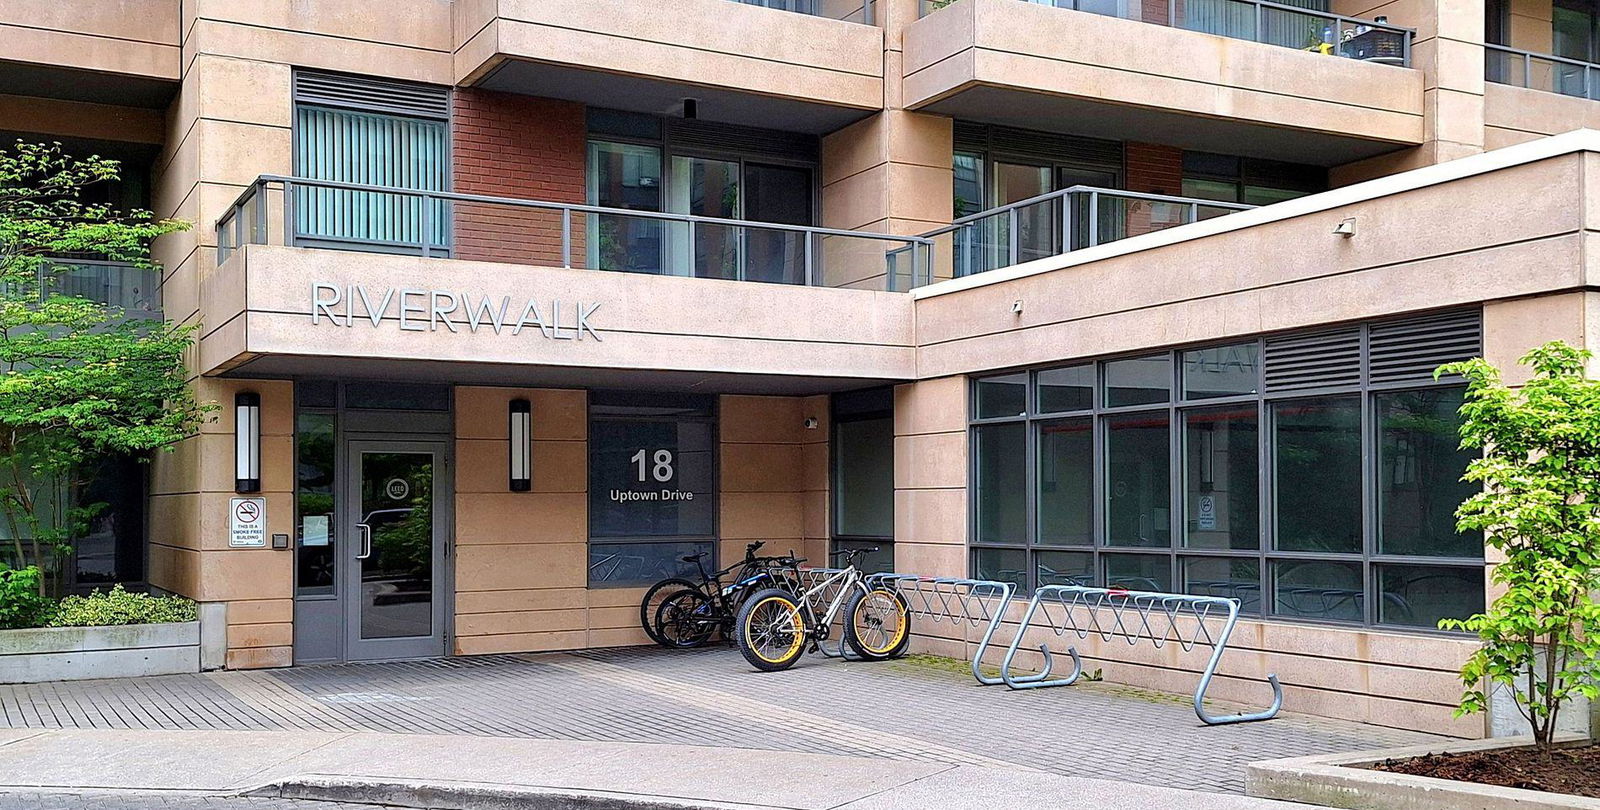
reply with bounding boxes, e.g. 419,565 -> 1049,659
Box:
4,0 -> 1599,740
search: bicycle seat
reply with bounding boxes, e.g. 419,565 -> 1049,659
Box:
679,552 -> 708,563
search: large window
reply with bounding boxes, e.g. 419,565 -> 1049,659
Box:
1181,152 -> 1326,206
969,311 -> 1487,631
588,392 -> 717,587
832,388 -> 895,574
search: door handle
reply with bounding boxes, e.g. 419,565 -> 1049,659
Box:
355,523 -> 372,560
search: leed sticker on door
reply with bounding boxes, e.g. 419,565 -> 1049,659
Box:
229,497 -> 267,548
385,478 -> 410,501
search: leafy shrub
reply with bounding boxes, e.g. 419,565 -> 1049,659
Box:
0,564 -> 51,629
47,585 -> 197,628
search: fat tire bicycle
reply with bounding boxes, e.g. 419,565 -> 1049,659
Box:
733,547 -> 911,671
640,542 -> 796,648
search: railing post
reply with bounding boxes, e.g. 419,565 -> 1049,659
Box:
1168,0 -> 1176,26
804,232 -> 815,287
1189,202 -> 1200,224
1402,29 -> 1412,68
687,219 -> 697,278
1088,192 -> 1100,248
908,241 -> 922,292
1059,193 -> 1072,255
1007,208 -> 1019,266
1252,1 -> 1261,42
282,180 -> 295,248
562,209 -> 572,268
420,191 -> 432,259
253,180 -> 267,244
1525,52 -> 1532,88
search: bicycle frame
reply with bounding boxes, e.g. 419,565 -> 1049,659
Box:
791,565 -> 871,641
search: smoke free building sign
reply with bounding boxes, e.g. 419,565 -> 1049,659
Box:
309,283 -> 602,341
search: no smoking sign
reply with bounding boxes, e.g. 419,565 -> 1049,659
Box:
229,497 -> 267,548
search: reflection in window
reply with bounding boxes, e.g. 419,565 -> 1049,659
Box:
975,373 -> 1027,418
1182,343 -> 1259,399
1038,364 -> 1094,413
1105,354 -> 1171,407
1037,550 -> 1093,587
1274,397 -> 1362,554
1378,565 -> 1484,628
1105,412 -> 1170,548
834,417 -> 894,539
1273,560 -> 1364,622
1378,389 -> 1480,558
1183,406 -> 1258,550
974,547 -> 1028,594
1183,557 -> 1260,612
589,541 -> 713,587
1105,553 -> 1171,592
296,413 -> 336,597
1038,418 -> 1093,546
974,423 -> 1027,544
587,140 -> 664,274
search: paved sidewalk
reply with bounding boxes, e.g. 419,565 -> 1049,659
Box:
0,646 -> 1445,795
0,728 -> 1310,809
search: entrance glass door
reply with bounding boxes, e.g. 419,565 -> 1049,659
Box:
344,441 -> 448,661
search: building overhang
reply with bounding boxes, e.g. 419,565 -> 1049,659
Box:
454,0 -> 884,135
200,245 -> 917,395
903,0 -> 1425,166
0,0 -> 180,106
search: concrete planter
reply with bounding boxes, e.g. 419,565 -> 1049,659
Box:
1247,734 -> 1599,810
0,603 -> 226,684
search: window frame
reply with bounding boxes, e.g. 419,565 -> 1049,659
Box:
968,319 -> 1486,634
830,389 -> 896,565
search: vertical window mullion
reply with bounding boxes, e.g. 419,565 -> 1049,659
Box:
1168,350 -> 1181,592
1359,323 -> 1376,627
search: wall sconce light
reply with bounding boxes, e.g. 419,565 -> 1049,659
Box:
509,398 -> 532,492
234,392 -> 261,494
1333,217 -> 1356,238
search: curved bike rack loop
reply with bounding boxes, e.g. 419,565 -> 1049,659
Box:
864,574 -> 1023,686
997,585 -> 1283,725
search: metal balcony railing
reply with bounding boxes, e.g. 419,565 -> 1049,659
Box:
921,186 -> 1255,278
919,0 -> 1413,67
36,259 -> 161,316
217,176 -> 934,292
1485,43 -> 1600,101
733,0 -> 875,23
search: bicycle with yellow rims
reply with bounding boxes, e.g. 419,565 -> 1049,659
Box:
733,547 -> 910,672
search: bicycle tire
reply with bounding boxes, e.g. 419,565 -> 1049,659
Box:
640,577 -> 700,647
654,588 -> 719,648
843,587 -> 911,661
735,588 -> 808,672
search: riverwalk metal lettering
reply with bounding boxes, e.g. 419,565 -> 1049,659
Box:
310,283 -> 602,341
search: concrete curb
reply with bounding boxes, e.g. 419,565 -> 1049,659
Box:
1245,733 -> 1599,810
252,775 -> 777,810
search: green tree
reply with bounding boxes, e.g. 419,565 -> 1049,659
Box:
1439,342 -> 1600,749
0,141 -> 208,596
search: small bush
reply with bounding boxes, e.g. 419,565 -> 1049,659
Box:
47,585 -> 198,628
0,564 -> 51,629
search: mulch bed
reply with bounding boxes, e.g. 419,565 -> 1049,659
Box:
1367,745 -> 1600,798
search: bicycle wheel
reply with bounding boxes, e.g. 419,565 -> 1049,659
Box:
640,577 -> 699,647
654,589 -> 719,648
735,588 -> 808,672
843,587 -> 910,661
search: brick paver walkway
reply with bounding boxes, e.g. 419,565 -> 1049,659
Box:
0,646 -> 1442,794
0,792 -> 378,810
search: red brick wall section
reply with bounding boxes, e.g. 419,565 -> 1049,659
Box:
1124,142 -> 1184,196
1123,142 -> 1187,239
452,89 -> 587,266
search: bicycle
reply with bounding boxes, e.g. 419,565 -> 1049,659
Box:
733,547 -> 911,671
639,542 -> 795,648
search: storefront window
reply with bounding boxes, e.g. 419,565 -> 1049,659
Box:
1273,396 -> 1362,554
1377,388 -> 1481,558
588,393 -> 716,586
967,311 -> 1486,632
1105,412 -> 1170,548
1183,406 -> 1258,550
973,423 -> 1027,545
1037,417 -> 1093,546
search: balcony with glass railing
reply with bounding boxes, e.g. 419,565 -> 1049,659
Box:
216,176 -> 933,292
34,259 -> 161,317
918,0 -> 1411,65
921,186 -> 1255,278
733,0 -> 875,22
1485,43 -> 1600,101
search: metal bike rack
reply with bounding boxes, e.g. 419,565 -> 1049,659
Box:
998,585 -> 1283,725
864,574 -> 1017,686
793,567 -> 862,660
